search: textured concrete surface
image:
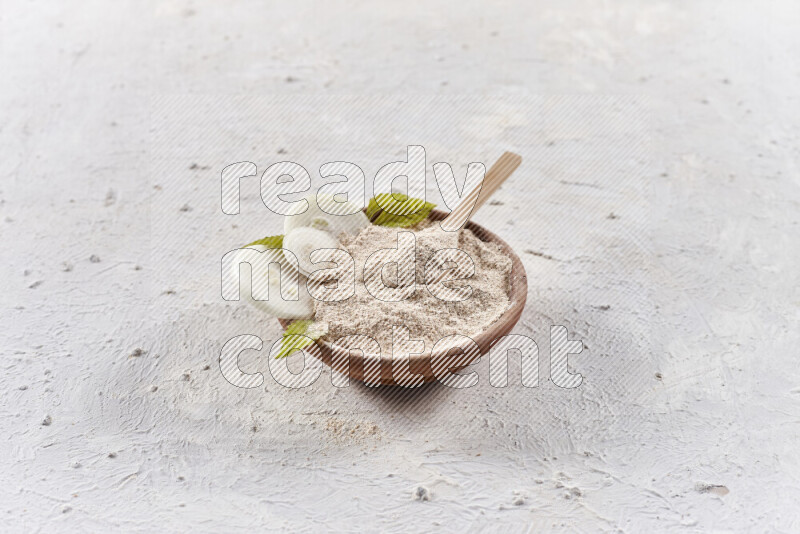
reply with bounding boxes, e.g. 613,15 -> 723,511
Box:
2,1 -> 799,532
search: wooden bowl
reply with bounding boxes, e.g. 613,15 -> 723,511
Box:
278,209 -> 528,386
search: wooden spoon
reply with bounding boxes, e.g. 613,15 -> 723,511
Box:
368,151 -> 523,227
426,152 -> 522,280
440,151 -> 522,231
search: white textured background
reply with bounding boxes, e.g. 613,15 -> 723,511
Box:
2,1 -> 799,532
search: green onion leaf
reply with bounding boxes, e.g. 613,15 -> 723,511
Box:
276,320 -> 328,359
366,193 -> 435,228
244,234 -> 284,249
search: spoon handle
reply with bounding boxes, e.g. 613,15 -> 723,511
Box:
440,151 -> 522,231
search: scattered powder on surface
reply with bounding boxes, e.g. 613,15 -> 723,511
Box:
314,220 -> 512,354
324,417 -> 381,445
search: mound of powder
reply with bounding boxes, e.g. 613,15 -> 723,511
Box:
314,220 -> 512,355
